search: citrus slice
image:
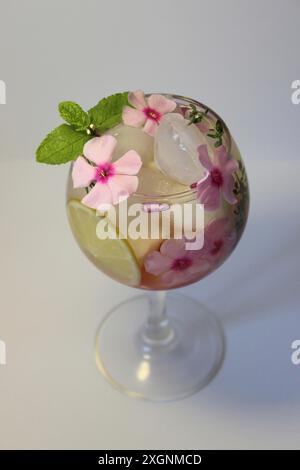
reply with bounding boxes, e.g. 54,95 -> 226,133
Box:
127,237 -> 162,265
67,199 -> 141,287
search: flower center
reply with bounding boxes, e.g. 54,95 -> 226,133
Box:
95,163 -> 114,183
210,239 -> 223,255
143,107 -> 161,122
210,167 -> 223,186
172,256 -> 193,271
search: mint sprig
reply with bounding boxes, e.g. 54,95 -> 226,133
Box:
58,101 -> 90,131
36,124 -> 90,165
36,92 -> 130,165
88,92 -> 129,133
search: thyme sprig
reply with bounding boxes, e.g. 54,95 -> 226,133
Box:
187,104 -> 208,125
207,119 -> 224,147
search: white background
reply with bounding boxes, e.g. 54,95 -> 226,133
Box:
0,0 -> 300,449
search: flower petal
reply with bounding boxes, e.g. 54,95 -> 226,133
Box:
83,135 -> 116,165
196,120 -> 211,133
225,159 -> 239,174
198,144 -> 213,170
197,175 -> 210,191
72,156 -> 95,188
128,90 -> 147,110
107,174 -> 139,204
160,238 -> 186,260
147,94 -> 177,114
215,145 -> 229,168
205,217 -> 229,241
197,176 -> 221,211
222,174 -> 237,205
161,269 -> 197,287
143,119 -> 158,136
113,150 -> 142,175
161,269 -> 181,286
81,183 -> 112,209
122,106 -> 146,127
186,259 -> 211,275
144,251 -> 173,276
202,217 -> 235,259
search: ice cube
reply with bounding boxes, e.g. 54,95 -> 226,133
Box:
154,113 -> 209,185
107,124 -> 154,166
137,162 -> 187,196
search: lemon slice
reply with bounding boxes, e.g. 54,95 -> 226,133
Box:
127,237 -> 162,265
67,200 -> 141,287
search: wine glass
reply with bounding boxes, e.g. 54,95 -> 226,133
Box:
66,94 -> 249,401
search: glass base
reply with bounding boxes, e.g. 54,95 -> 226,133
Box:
95,293 -> 225,402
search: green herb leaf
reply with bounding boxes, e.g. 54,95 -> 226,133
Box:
187,105 -> 208,125
216,119 -> 223,133
36,124 -> 91,165
88,92 -> 129,133
58,101 -> 90,131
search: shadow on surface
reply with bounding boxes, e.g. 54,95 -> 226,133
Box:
188,228 -> 300,408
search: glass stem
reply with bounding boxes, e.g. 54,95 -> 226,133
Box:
142,291 -> 174,345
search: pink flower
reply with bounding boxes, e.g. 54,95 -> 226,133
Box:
201,217 -> 237,263
144,238 -> 211,287
122,90 -> 177,136
196,145 -> 238,211
72,135 -> 142,209
144,218 -> 236,286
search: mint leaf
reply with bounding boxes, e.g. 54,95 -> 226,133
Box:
36,92 -> 129,165
58,101 -> 90,131
88,92 -> 129,133
36,124 -> 91,165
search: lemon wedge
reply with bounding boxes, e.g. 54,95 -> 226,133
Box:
67,200 -> 141,287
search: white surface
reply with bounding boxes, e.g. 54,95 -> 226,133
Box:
0,0 -> 300,450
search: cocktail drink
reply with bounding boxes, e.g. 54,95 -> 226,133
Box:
67,94 -> 248,290
37,91 -> 249,401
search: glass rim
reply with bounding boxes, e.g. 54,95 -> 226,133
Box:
133,93 -> 232,202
